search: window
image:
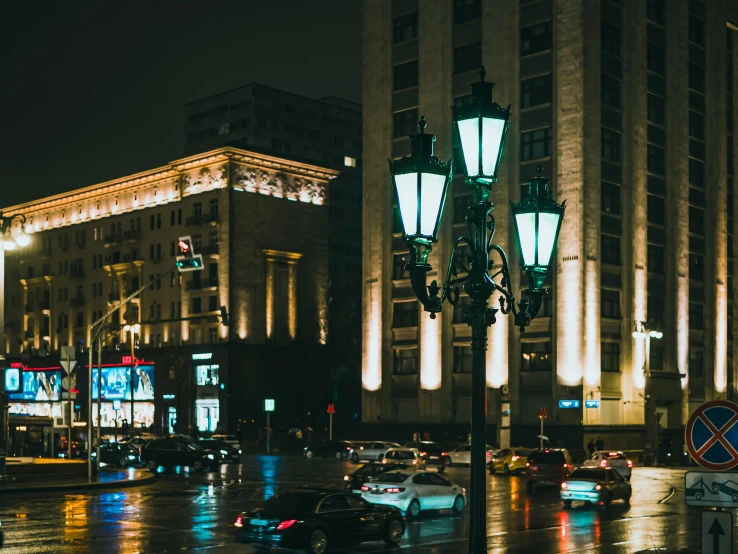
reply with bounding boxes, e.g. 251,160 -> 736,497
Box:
344,156 -> 356,168
454,42 -> 482,75
393,60 -> 419,91
520,128 -> 553,161
76,312 -> 83,328
689,302 -> 704,329
601,128 -> 621,161
453,0 -> 481,24
521,341 -> 552,371
192,297 -> 202,314
193,202 -> 202,220
393,108 -> 418,139
601,289 -> 621,319
688,15 -> 704,46
601,235 -> 621,265
208,295 -> 218,312
689,111 -> 705,140
689,159 -> 705,187
209,328 -> 218,343
689,207 -> 704,236
453,346 -> 473,373
392,301 -> 418,328
393,254 -> 410,280
647,144 -> 664,175
393,348 -> 419,375
689,253 -> 704,281
647,43 -> 665,75
689,63 -> 705,92
521,74 -> 552,108
647,94 -> 664,125
647,194 -> 665,225
649,341 -> 665,370
689,349 -> 704,378
601,182 -> 621,214
648,294 -> 665,326
601,75 -> 621,108
647,0 -> 664,24
601,22 -> 621,56
521,21 -> 552,56
393,12 -> 418,44
195,364 -> 220,386
602,342 -> 620,372
648,244 -> 665,273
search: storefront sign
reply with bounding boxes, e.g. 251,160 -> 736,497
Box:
162,394 -> 175,400
9,370 -> 61,401
92,365 -> 155,400
4,367 -> 21,392
192,352 -> 213,361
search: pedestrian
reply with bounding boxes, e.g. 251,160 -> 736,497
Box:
412,430 -> 420,441
587,439 -> 595,457
467,433 -> 472,443
595,436 -> 604,451
423,430 -> 430,441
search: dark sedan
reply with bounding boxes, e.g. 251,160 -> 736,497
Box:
344,463 -> 410,492
98,442 -> 141,467
197,439 -> 242,463
304,439 -> 355,460
403,441 -> 448,472
234,490 -> 405,553
141,437 -> 219,472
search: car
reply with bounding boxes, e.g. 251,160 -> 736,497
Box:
349,441 -> 402,463
490,447 -> 533,475
211,434 -> 240,449
403,441 -> 448,472
361,470 -> 466,519
98,442 -> 141,467
304,439 -> 355,460
382,448 -> 426,469
344,463 -> 411,492
141,437 -> 219,472
196,438 -> 242,463
561,467 -> 631,508
234,490 -> 405,553
583,451 -> 633,481
711,480 -> 738,501
686,477 -> 713,501
447,444 -> 495,467
526,448 -> 573,492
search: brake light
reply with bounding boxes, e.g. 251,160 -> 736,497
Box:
420,451 -> 427,457
346,447 -> 351,451
361,486 -> 370,491
276,520 -> 298,530
235,514 -> 243,527
511,456 -> 520,461
561,482 -> 567,489
595,484 -> 602,491
608,452 -> 618,456
627,459 -> 633,468
526,462 -> 530,467
563,464 -> 569,468
600,459 -> 608,468
412,459 -> 417,464
382,459 -> 387,464
385,487 -> 406,494
441,452 -> 448,457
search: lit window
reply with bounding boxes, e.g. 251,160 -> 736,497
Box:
344,156 -> 357,168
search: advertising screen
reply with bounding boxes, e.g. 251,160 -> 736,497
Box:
4,367 -> 21,392
9,370 -> 61,401
92,365 -> 154,400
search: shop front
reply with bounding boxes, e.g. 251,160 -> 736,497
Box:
91,361 -> 156,430
192,352 -> 221,433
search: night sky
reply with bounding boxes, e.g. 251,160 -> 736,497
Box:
0,1 -> 362,207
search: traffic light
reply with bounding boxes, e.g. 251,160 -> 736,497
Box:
176,236 -> 203,273
219,305 -> 229,326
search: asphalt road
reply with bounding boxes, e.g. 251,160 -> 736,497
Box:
0,456 -> 712,553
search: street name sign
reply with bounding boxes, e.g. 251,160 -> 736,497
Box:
701,510 -> 732,554
685,400 -> 738,470
686,471 -> 738,508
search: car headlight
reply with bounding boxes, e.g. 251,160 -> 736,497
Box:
344,475 -> 350,481
207,454 -> 215,460
127,454 -> 137,460
238,450 -> 242,455
220,450 -> 228,456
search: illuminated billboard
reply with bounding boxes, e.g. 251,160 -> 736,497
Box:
4,367 -> 21,392
9,370 -> 61,401
92,365 -> 154,400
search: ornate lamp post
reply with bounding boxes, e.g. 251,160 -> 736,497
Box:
389,69 -> 565,554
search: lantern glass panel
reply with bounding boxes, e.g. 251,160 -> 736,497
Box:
537,212 -> 560,266
420,173 -> 446,236
395,173 -> 419,236
482,117 -> 506,176
515,212 -> 537,266
457,118 -> 480,176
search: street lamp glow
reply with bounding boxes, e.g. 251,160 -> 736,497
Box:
124,323 -> 141,333
3,239 -> 16,251
15,231 -> 30,247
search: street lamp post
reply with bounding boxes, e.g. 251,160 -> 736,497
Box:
123,323 -> 140,433
632,320 -> 663,465
0,213 -> 30,480
389,69 -> 565,554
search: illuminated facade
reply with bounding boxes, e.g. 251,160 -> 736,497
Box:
362,0 -> 738,448
2,146 -> 335,434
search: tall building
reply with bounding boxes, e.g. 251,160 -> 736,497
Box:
2,146 -> 335,454
362,0 -> 738,450
185,84 -> 364,416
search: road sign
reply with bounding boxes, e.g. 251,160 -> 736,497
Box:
558,400 -> 580,409
264,398 -> 275,412
61,376 -> 77,390
686,471 -> 738,507
701,510 -> 732,554
60,359 -> 77,375
537,407 -> 547,419
327,404 -> 336,414
685,400 -> 738,470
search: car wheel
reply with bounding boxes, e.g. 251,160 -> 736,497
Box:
504,464 -> 510,476
306,450 -> 314,459
193,459 -> 204,472
407,499 -> 421,519
307,529 -> 328,554
384,518 -> 404,545
563,500 -> 572,509
351,453 -> 359,463
334,451 -> 342,460
695,492 -> 703,500
733,494 -> 738,502
452,495 -> 465,514
526,481 -> 535,493
712,485 -> 720,494
119,456 -> 129,467
146,459 -> 157,472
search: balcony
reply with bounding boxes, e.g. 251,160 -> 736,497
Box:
108,292 -> 121,303
185,278 -> 218,291
71,297 -> 85,307
185,213 -> 219,227
123,229 -> 142,242
104,233 -> 122,246
39,300 -> 50,312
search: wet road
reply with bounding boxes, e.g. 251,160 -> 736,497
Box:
0,457 -> 710,553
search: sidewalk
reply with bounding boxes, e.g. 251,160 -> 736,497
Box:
0,467 -> 156,494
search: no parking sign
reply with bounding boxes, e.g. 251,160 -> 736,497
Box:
685,399 -> 738,471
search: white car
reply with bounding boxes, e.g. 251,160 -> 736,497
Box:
349,441 -> 402,463
211,434 -> 240,449
361,470 -> 466,518
447,444 -> 495,466
382,448 -> 426,469
583,451 -> 633,480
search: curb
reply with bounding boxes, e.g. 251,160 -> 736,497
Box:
0,473 -> 157,494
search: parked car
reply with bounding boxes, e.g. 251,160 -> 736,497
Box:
304,439 -> 355,460
141,437 -> 219,471
197,439 -> 242,463
344,463 -> 410,492
490,447 -> 533,475
98,442 -> 141,467
561,467 -> 632,508
447,444 -> 495,466
234,490 -> 405,553
382,448 -> 425,469
361,470 -> 466,519
211,434 -> 240,449
526,448 -> 573,492
583,451 -> 633,481
349,441 -> 401,463
403,441 -> 448,472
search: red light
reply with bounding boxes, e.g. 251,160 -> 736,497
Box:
627,460 -> 633,468
178,240 -> 189,252
276,520 -> 297,530
420,451 -> 427,457
361,485 -> 370,491
381,459 -> 387,464
441,452 -> 448,457
69,388 -> 80,394
234,514 -> 243,528
122,355 -> 132,365
345,447 -> 351,451
412,459 -> 417,464
563,464 -> 568,468
385,487 -> 405,494
10,362 -> 23,368
561,482 -> 567,489
600,459 -> 608,468
595,484 -> 602,491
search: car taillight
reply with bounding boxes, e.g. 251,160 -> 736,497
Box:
235,514 -> 243,527
441,452 -> 448,457
412,459 -> 417,464
526,462 -> 530,467
561,482 -> 567,489
511,456 -> 519,461
627,460 -> 633,468
600,459 -> 608,468
386,487 -> 406,494
420,452 -> 427,457
346,447 -> 351,451
276,520 -> 298,531
563,464 -> 569,469
595,484 -> 602,491
382,459 -> 387,464
361,486 -> 370,491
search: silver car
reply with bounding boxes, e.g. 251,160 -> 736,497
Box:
350,441 -> 402,463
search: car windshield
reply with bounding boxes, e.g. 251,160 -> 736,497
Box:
419,443 -> 442,455
528,451 -> 566,464
570,468 -> 606,481
185,441 -> 204,451
373,473 -> 409,484
256,493 -> 319,517
388,451 -> 415,460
